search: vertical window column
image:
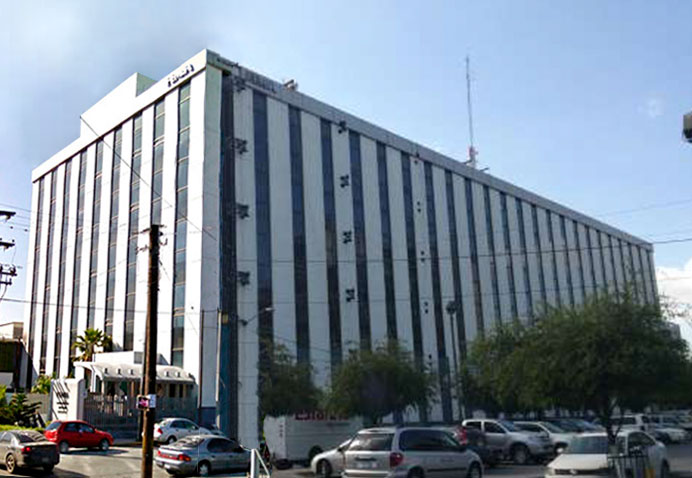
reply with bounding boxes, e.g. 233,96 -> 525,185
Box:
172,84 -> 190,366
87,142 -> 104,329
321,120 -> 342,369
124,115 -> 143,351
500,193 -> 518,318
424,162 -> 452,422
377,143 -> 397,341
40,175 -> 56,373
483,186 -> 501,324
465,179 -> 484,335
55,161 -> 72,374
69,152 -> 87,374
585,226 -> 598,294
289,106 -> 310,363
560,215 -> 575,307
608,235 -> 619,295
27,179 -> 44,386
349,132 -> 371,350
445,172 -> 465,357
515,199 -> 533,319
546,211 -> 561,307
531,205 -> 548,307
573,221 -> 586,303
105,129 -> 122,338
152,100 -> 165,224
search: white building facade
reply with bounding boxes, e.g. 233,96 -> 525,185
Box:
23,50 -> 657,445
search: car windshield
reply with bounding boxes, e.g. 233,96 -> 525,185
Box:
175,436 -> 205,447
498,420 -> 520,432
348,433 -> 393,451
565,436 -> 625,454
45,421 -> 61,431
554,420 -> 581,432
541,422 -> 565,433
16,432 -> 47,443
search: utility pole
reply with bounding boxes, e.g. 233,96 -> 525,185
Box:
141,224 -> 160,478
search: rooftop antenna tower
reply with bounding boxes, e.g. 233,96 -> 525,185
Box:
464,56 -> 479,169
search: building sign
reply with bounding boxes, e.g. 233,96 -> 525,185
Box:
167,64 -> 195,87
137,394 -> 157,409
242,70 -> 278,94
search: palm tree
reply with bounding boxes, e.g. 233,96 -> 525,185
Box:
72,328 -> 111,362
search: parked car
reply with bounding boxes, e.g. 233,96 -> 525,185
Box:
544,417 -> 602,433
342,427 -> 483,478
462,419 -> 553,465
44,420 -> 113,453
310,438 -> 353,478
153,417 -> 221,444
649,415 -> 691,442
545,430 -> 669,478
449,426 -> 501,467
514,421 -> 576,454
155,435 -> 250,476
611,414 -> 652,432
0,430 -> 60,474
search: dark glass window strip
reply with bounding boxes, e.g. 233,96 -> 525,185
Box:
105,128 -> 122,338
424,162 -> 452,422
531,205 -> 548,306
560,215 -> 575,307
585,226 -> 598,294
646,250 -> 656,302
69,151 -> 88,374
597,232 -> 608,291
124,115 -> 143,351
483,186 -> 501,324
401,153 -> 426,422
54,161 -> 72,374
27,178 -> 44,386
500,193 -> 518,318
254,91 -> 273,363
321,119 -> 342,369
465,178 -> 484,335
627,244 -> 638,301
618,239 -> 628,289
608,235 -> 619,295
349,131 -> 371,350
377,143 -> 397,340
289,106 -> 310,363
546,211 -> 561,307
445,171 -> 466,357
172,86 -> 190,367
40,174 -> 56,373
637,246 -> 649,303
152,100 -> 165,225
573,221 -> 586,302
515,199 -> 533,318
87,141 -> 104,329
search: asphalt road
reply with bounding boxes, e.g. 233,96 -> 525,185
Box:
0,443 -> 690,478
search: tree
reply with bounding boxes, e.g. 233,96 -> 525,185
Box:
258,341 -> 321,418
31,373 -> 55,395
72,328 -> 111,362
466,288 -> 692,446
325,340 -> 436,425
0,391 -> 41,426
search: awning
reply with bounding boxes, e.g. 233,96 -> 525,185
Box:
74,362 -> 195,384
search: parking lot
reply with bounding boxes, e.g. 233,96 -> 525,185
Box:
0,443 -> 690,478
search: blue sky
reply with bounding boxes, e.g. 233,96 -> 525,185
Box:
1,1 -> 691,337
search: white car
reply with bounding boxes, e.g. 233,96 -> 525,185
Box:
515,421 -> 577,454
153,418 -> 221,444
545,431 -> 670,478
310,438 -> 352,477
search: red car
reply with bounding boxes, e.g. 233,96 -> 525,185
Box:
44,420 -> 114,453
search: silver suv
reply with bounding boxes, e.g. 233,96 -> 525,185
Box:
462,419 -> 552,465
343,427 -> 483,478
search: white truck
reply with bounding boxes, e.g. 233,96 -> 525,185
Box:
263,413 -> 362,468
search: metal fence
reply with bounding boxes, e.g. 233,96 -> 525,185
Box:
84,394 -> 197,438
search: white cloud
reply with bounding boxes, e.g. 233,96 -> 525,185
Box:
641,97 -> 664,119
657,258 -> 692,345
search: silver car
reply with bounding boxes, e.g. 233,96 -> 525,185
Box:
311,438 -> 353,477
343,427 -> 483,478
154,418 -> 220,444
155,435 -> 250,476
462,419 -> 553,465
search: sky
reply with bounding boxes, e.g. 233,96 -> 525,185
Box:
1,1 -> 691,339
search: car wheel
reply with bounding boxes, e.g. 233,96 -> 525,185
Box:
197,460 -> 211,477
166,436 -> 177,444
59,441 -> 69,454
661,461 -> 670,478
317,459 -> 332,478
5,453 -> 17,474
408,468 -> 424,478
467,463 -> 482,478
511,444 -> 530,465
308,446 -> 323,463
43,464 -> 55,474
100,439 -> 110,451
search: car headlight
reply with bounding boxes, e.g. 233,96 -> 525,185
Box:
546,467 -> 556,476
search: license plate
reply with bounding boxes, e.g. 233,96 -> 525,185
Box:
357,462 -> 377,469
42,457 -> 51,463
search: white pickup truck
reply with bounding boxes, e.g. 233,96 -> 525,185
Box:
263,413 -> 362,468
